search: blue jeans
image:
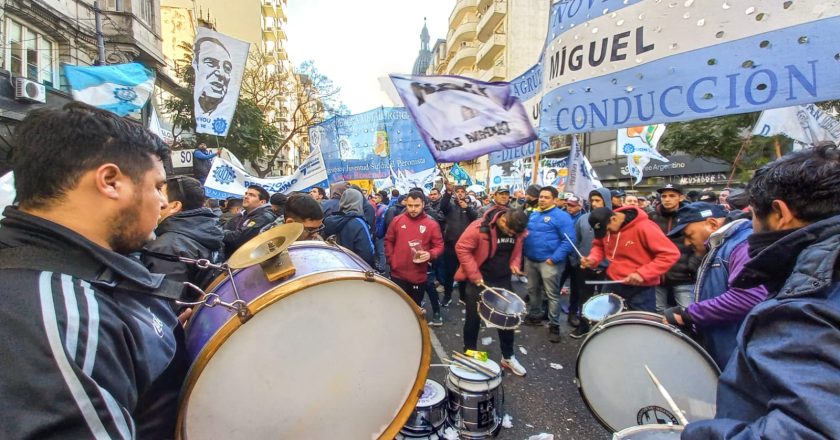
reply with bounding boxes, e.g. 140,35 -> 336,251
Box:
613,284 -> 657,313
655,284 -> 695,313
525,259 -> 563,326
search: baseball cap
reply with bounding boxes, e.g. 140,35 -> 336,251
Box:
588,207 -> 614,239
496,185 -> 511,194
526,184 -> 541,198
566,196 -> 581,206
698,191 -> 717,202
610,189 -> 626,198
657,183 -> 684,195
668,202 -> 728,237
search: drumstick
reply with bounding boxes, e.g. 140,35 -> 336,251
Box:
450,357 -> 494,378
564,233 -> 584,259
451,352 -> 498,377
644,365 -> 690,426
477,282 -> 512,304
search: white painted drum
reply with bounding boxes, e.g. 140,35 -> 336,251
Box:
448,359 -> 502,391
576,312 -> 719,433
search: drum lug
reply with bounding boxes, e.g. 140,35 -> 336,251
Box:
364,270 -> 376,282
232,300 -> 252,323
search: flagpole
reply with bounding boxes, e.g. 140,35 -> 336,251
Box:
726,135 -> 752,188
532,139 -> 541,185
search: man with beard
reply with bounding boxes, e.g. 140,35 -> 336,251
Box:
0,103 -> 187,437
142,175 -> 223,289
193,37 -> 232,115
683,143 -> 840,439
649,183 -> 696,313
223,185 -> 276,255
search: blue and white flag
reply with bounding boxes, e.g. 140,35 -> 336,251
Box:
566,136 -> 602,198
389,74 -> 537,163
448,163 -> 473,186
192,27 -> 250,137
203,148 -> 329,199
753,104 -> 840,149
64,63 -> 155,119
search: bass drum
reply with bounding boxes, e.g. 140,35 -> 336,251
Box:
576,311 -> 718,433
178,240 -> 431,439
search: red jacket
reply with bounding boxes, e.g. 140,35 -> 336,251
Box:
385,211 -> 444,284
588,206 -> 680,286
454,210 -> 526,283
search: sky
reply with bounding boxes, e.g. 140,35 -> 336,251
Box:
285,0 -> 454,114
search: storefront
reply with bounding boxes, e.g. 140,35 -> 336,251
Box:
592,154 -> 734,195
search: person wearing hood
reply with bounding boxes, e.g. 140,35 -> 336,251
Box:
566,187 -> 613,338
683,142 -> 840,440
521,184 -> 541,213
349,183 -> 376,232
581,206 -> 680,312
648,183 -> 697,313
223,185 -> 276,256
321,181 -> 349,217
323,188 -> 376,267
143,175 -> 224,289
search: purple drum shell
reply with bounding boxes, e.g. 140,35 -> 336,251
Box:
184,241 -> 370,361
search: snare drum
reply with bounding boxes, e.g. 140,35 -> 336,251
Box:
581,293 -> 625,323
178,240 -> 431,439
576,311 -> 719,433
613,424 -> 684,439
446,359 -> 503,439
478,287 -> 526,329
401,379 -> 448,436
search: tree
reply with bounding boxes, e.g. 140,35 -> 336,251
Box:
240,52 -> 349,177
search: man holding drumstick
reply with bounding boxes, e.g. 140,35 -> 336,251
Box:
455,207 -> 529,376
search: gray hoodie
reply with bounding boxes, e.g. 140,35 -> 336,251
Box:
570,187 -> 613,266
339,188 -> 364,216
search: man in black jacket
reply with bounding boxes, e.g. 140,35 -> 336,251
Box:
440,181 -> 479,305
0,102 -> 188,438
143,175 -> 224,289
223,185 -> 276,256
648,183 -> 696,312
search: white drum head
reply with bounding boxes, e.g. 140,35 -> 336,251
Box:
613,424 -> 684,439
418,380 -> 446,407
582,294 -> 624,322
577,317 -> 718,432
181,278 -> 427,439
448,359 -> 502,392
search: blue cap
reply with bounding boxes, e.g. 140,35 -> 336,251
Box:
668,202 -> 728,237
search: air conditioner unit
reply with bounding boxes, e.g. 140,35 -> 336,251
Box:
15,78 -> 47,103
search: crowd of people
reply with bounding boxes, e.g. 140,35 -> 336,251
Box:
1,103 -> 839,439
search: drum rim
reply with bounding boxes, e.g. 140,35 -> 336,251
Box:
574,312 -> 720,433
581,293 -> 625,320
176,270 -> 432,440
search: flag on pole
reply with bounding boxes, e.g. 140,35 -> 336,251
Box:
64,63 -> 155,119
389,74 -> 536,162
448,163 -> 473,186
752,104 -> 840,149
566,136 -> 602,197
617,125 -> 669,184
192,27 -> 250,137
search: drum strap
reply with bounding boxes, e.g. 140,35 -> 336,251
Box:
0,246 -> 187,301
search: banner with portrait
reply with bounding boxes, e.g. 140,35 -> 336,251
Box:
539,157 -> 569,188
192,28 -> 250,137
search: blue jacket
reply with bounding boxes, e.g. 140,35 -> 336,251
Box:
323,214 -> 376,268
683,214 -> 840,440
688,219 -> 761,369
524,206 -> 575,264
570,187 -> 613,266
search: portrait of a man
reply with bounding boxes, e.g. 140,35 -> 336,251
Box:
191,28 -> 250,136
193,37 -> 232,115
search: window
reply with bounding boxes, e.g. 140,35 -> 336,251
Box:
4,18 -> 57,87
136,0 -> 153,24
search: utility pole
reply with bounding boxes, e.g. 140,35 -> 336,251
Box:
94,0 -> 106,65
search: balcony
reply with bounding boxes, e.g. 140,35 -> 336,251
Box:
276,22 -> 286,39
477,0 -> 494,10
477,0 -> 506,42
447,20 -> 478,56
448,43 -> 478,74
480,65 -> 506,82
476,33 -> 506,69
262,0 -> 275,14
277,4 -> 287,21
449,0 -> 478,29
102,12 -> 164,66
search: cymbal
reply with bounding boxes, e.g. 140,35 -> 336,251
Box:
226,223 -> 303,269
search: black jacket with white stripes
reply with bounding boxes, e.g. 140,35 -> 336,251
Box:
0,207 -> 188,439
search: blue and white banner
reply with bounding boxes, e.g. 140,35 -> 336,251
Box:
203,148 -> 329,199
193,27 -> 250,137
490,159 -> 527,191
489,141 -> 538,166
448,163 -> 473,186
309,107 -> 435,182
540,157 -> 569,188
752,103 -> 840,148
617,124 -> 669,184
566,136 -> 602,198
539,0 -> 840,137
64,63 -> 155,119
389,74 -> 537,162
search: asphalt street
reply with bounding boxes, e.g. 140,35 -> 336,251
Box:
419,279 -> 612,440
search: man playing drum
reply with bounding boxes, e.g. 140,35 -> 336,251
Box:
455,207 -> 529,376
0,103 -> 187,438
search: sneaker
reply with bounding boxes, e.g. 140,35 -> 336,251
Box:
458,298 -> 466,306
548,325 -> 562,343
501,356 -> 527,376
518,276 -> 529,284
567,314 -> 581,328
430,313 -> 443,327
569,326 -> 588,339
523,294 -> 530,304
436,285 -> 445,294
523,316 -> 543,326
441,296 -> 452,307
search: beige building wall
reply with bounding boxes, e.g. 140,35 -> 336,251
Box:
428,0 -> 549,184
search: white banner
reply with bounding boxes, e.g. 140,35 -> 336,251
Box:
203,148 -> 329,199
193,28 -> 250,137
566,136 -> 602,198
752,104 -> 840,148
0,172 -> 15,220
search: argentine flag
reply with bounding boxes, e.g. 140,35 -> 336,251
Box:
64,63 -> 155,119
